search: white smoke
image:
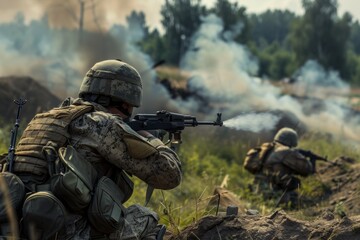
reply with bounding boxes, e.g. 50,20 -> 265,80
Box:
180,14 -> 360,141
0,12 -> 175,113
292,60 -> 350,98
181,14 -> 280,114
223,112 -> 281,132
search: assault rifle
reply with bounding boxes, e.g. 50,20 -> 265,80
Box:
298,149 -> 336,172
7,98 -> 27,172
298,149 -> 328,163
127,110 -> 223,144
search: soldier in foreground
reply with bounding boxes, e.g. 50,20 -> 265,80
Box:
244,127 -> 324,208
6,59 -> 182,239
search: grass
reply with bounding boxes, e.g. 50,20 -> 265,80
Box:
124,127 -> 360,235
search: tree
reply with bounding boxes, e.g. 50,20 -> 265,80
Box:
126,11 -> 149,42
249,10 -> 297,47
350,20 -> 360,54
249,41 -> 296,80
211,0 -> 249,43
140,29 -> 166,63
289,0 -> 352,78
48,0 -> 103,41
160,0 -> 207,65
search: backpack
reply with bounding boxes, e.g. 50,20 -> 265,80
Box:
243,142 -> 275,174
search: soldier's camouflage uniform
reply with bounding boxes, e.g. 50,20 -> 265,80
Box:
14,98 -> 182,239
255,142 -> 314,206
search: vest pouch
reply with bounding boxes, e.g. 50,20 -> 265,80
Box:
22,191 -> 66,240
53,145 -> 98,212
88,176 -> 126,234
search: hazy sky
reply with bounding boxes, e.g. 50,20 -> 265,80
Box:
1,0 -> 359,31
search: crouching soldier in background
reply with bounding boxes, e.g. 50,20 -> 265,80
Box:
0,59 -> 182,239
244,127 -> 318,208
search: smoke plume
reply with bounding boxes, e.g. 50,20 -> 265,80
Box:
180,14 -> 360,141
223,112 -> 281,132
0,6 -> 174,113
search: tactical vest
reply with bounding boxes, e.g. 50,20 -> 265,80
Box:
14,104 -> 93,180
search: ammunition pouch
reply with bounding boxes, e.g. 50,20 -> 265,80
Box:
22,191 -> 66,239
88,176 -> 126,234
52,145 -> 98,212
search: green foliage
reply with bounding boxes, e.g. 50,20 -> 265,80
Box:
140,29 -> 166,63
347,52 -> 360,84
126,10 -> 149,41
249,10 -> 297,46
160,0 -> 208,65
289,0 -> 352,78
211,0 -> 249,43
124,128 -> 360,232
250,41 -> 297,80
350,20 -> 360,55
128,0 -> 360,83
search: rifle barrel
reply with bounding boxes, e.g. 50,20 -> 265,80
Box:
196,121 -> 222,126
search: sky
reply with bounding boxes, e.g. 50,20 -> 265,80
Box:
0,0 -> 359,31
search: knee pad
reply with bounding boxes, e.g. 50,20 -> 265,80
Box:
22,191 -> 66,239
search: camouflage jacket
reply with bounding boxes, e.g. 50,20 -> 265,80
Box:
262,142 -> 314,182
66,98 -> 182,191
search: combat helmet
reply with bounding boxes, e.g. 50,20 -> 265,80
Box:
79,59 -> 142,107
274,127 -> 298,147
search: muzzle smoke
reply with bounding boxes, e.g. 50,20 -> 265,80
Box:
223,112 -> 281,132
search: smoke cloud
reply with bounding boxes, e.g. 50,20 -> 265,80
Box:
180,14 -> 360,142
0,5 -> 174,113
0,0 -> 163,31
292,60 -> 350,98
1,4 -> 360,142
223,112 -> 281,132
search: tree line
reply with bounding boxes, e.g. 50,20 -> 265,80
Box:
129,0 -> 360,83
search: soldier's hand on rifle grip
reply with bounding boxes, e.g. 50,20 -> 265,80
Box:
173,132 -> 182,144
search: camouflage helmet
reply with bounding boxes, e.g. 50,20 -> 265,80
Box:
79,59 -> 142,107
274,127 -> 298,147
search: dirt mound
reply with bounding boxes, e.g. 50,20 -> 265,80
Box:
309,156 -> 360,216
169,157 -> 360,239
0,76 -> 61,123
171,210 -> 360,240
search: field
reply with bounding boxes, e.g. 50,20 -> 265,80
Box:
124,127 -> 360,235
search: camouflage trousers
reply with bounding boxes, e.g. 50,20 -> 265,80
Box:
58,204 -> 159,240
251,175 -> 299,209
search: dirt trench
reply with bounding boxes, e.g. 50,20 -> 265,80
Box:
169,157 -> 360,240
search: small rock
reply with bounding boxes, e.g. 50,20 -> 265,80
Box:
321,210 -> 335,221
246,209 -> 259,215
339,196 -> 347,202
